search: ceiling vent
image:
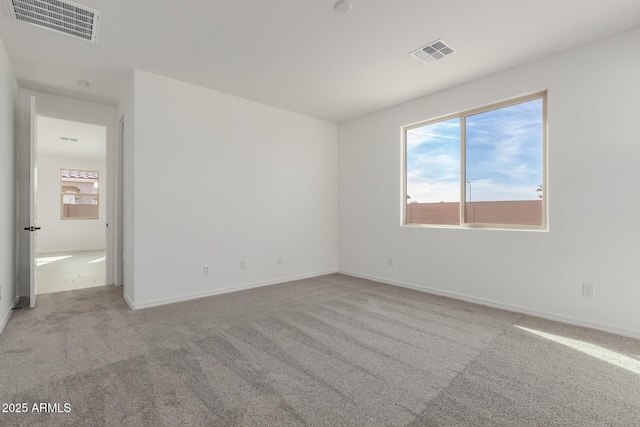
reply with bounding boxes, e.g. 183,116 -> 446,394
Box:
410,39 -> 456,64
4,0 -> 100,43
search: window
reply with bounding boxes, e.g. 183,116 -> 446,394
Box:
403,92 -> 547,230
61,169 -> 99,219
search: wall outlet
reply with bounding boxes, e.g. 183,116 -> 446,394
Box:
388,257 -> 394,267
277,257 -> 283,266
203,266 -> 210,276
240,261 -> 246,270
582,283 -> 594,298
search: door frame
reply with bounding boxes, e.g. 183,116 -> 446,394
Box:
28,96 -> 37,307
18,90 -> 120,301
114,116 -> 124,286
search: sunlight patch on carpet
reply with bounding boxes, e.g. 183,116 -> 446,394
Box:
516,326 -> 640,375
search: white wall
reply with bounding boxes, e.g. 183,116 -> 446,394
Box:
17,90 -> 116,296
338,27 -> 640,339
0,36 -> 19,332
36,155 -> 106,253
126,70 -> 338,308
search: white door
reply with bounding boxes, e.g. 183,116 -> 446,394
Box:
28,96 -> 39,308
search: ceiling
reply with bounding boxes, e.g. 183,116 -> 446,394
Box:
1,0 -> 639,123
38,116 -> 106,160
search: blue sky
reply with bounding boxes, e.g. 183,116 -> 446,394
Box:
406,98 -> 543,203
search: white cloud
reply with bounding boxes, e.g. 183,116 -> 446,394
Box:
407,174 -> 459,203
406,119 -> 459,150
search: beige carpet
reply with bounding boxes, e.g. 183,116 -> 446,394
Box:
0,274 -> 638,426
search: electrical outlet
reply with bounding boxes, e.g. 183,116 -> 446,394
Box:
277,257 -> 283,266
388,257 -> 394,267
203,266 -> 210,276
240,261 -> 246,270
582,283 -> 594,298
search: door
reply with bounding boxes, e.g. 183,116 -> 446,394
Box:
28,96 -> 38,308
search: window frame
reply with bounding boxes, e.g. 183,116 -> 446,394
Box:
60,168 -> 100,220
402,91 -> 548,231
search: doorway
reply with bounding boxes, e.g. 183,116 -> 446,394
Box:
35,116 -> 107,294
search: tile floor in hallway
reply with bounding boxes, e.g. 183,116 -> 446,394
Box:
36,249 -> 106,294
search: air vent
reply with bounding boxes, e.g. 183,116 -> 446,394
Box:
410,39 -> 456,64
4,0 -> 100,43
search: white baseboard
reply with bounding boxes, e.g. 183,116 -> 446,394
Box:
0,295 -> 21,335
339,270 -> 640,340
123,291 -> 135,310
127,270 -> 339,310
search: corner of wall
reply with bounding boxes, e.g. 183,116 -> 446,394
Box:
120,70 -> 135,305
